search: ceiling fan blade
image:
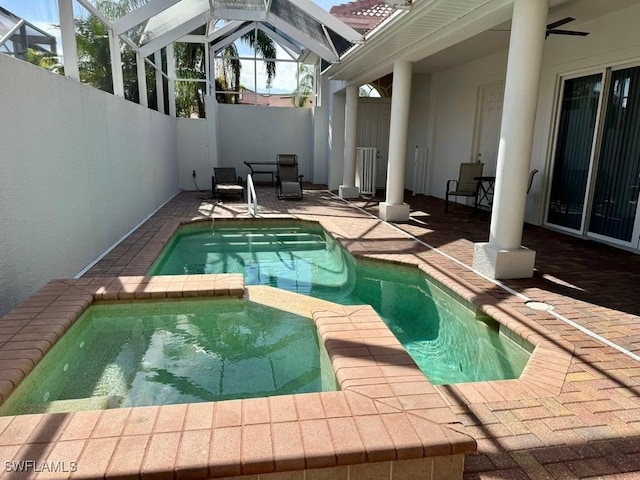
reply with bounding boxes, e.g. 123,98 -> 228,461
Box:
546,17 -> 575,30
547,29 -> 589,36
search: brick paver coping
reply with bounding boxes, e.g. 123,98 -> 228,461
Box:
0,274 -> 482,479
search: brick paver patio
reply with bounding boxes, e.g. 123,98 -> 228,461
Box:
82,186 -> 640,479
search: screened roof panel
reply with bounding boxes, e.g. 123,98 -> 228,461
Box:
136,0 -> 360,62
213,0 -> 265,11
142,0 -> 210,44
270,0 -> 328,47
0,7 -> 20,37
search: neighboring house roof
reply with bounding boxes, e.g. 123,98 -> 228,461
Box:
329,0 -> 397,34
238,88 -> 310,107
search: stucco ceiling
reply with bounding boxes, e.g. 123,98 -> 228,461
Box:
411,0 -> 640,74
327,0 -> 640,83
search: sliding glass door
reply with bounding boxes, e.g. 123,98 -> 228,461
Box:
588,67 -> 640,242
547,65 -> 640,248
547,74 -> 602,231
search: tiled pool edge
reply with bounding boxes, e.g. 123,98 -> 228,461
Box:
0,276 -> 475,480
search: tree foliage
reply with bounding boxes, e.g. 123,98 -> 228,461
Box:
215,29 -> 277,104
70,0 -> 280,113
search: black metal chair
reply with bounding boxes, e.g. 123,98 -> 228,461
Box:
212,167 -> 244,200
275,154 -> 303,199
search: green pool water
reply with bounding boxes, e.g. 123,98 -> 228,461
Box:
0,299 -> 337,416
149,222 -> 531,385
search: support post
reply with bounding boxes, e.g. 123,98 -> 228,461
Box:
379,60 -> 412,222
472,0 -> 549,279
339,85 -> 359,199
136,52 -> 148,107
58,0 -> 79,81
166,43 -> 177,117
154,50 -> 165,114
109,29 -> 124,97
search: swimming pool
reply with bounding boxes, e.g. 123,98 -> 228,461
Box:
150,221 -> 531,385
149,221 -> 353,296
0,298 -> 337,415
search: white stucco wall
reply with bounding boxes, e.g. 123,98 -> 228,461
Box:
405,73 -> 431,190
428,51 -> 507,201
0,54 -> 179,315
216,104 -> 314,183
176,119 -> 211,191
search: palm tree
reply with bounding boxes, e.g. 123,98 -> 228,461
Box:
215,29 -> 277,104
292,64 -> 314,107
25,48 -> 64,75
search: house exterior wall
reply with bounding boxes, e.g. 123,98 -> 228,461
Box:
0,54 -> 179,316
406,73 -> 431,190
427,3 -> 640,226
427,51 -> 507,202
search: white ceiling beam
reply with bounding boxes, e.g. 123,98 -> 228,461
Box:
211,8 -> 268,22
178,34 -> 208,43
0,19 -> 24,46
113,0 -> 181,35
288,0 -> 362,42
139,11 -> 212,57
120,34 -> 140,52
257,24 -> 303,56
267,12 -> 338,61
211,22 -> 257,53
76,0 -> 113,28
208,20 -> 245,42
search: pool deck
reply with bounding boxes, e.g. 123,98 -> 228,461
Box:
2,186 -> 640,479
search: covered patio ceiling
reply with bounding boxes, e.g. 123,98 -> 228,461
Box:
326,0 -> 640,84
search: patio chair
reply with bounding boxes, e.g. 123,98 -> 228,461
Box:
275,154 -> 304,199
212,167 -> 244,200
445,162 -> 484,212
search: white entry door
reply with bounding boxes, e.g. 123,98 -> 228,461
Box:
473,82 -> 504,176
357,98 -> 391,189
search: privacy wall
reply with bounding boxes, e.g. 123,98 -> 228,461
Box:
217,104 -> 314,182
0,55 -> 179,315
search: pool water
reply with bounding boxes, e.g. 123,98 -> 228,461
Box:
149,223 -> 352,296
150,222 -> 531,385
0,299 -> 337,415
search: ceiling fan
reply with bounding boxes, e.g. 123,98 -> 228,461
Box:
545,17 -> 590,38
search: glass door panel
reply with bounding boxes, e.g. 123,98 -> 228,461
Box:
547,74 -> 602,230
588,66 -> 640,242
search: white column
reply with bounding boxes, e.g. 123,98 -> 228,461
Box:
108,29 -> 124,98
473,0 -> 548,279
154,50 -> 165,114
379,60 -> 412,222
136,52 -> 148,107
339,85 -> 360,199
166,43 -> 177,117
329,91 -> 346,191
57,0 -> 79,81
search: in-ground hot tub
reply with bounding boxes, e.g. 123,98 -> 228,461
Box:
0,298 -> 337,416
